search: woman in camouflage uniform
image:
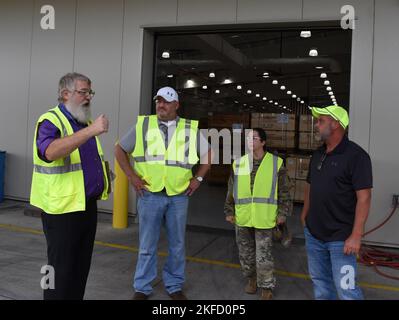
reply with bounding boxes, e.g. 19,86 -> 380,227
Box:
224,128 -> 293,300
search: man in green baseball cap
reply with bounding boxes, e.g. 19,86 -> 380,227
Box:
311,105 -> 349,130
301,104 -> 373,300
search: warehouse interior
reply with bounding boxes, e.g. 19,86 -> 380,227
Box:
152,27 -> 351,232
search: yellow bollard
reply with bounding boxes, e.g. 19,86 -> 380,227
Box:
113,158 -> 129,229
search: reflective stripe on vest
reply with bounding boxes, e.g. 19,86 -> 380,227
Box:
133,116 -> 195,170
233,154 -> 278,205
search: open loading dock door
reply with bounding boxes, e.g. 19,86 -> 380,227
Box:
152,26 -> 352,231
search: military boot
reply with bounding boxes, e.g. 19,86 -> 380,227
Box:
245,277 -> 257,294
260,289 -> 273,300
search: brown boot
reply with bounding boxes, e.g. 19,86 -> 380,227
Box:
260,289 -> 273,300
245,277 -> 257,294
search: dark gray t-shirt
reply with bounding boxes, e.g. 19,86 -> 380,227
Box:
119,116 -> 210,158
305,135 -> 373,242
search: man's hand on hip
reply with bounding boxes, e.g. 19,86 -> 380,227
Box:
128,174 -> 149,197
185,178 -> 201,196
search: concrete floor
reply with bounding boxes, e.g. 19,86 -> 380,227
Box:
0,199 -> 399,300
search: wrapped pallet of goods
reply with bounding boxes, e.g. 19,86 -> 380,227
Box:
285,156 -> 297,180
251,113 -> 297,150
208,113 -> 250,129
252,113 -> 296,131
267,131 -> 296,149
299,114 -> 315,132
285,154 -> 311,202
294,179 -> 306,202
299,132 -> 323,150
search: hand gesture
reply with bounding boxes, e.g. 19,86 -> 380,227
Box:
90,114 -> 109,136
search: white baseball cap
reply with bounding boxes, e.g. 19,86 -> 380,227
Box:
153,86 -> 179,102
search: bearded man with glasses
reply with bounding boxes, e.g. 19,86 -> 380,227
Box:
30,72 -> 110,300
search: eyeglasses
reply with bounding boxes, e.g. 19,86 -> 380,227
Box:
246,136 -> 261,141
317,153 -> 327,171
74,89 -> 95,98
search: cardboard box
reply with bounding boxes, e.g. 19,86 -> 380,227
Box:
294,179 -> 307,202
251,113 -> 260,127
299,132 -> 323,150
286,157 -> 297,180
299,115 -> 316,132
296,156 -> 311,180
266,131 -> 296,149
257,113 -> 296,131
208,113 -> 250,129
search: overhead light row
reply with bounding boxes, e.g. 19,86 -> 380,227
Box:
271,78 -> 305,104
320,73 -> 338,105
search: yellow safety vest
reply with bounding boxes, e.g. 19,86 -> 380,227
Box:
131,115 -> 199,196
30,106 -> 109,214
233,153 -> 282,229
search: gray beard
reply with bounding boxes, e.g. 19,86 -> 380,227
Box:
65,103 -> 91,124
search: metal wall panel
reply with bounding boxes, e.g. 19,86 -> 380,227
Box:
177,0 -> 236,24
237,0 -> 302,21
73,0 -> 124,211
0,0 -> 33,199
25,0 -> 76,198
366,0 -> 399,246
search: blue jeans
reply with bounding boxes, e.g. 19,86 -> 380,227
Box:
134,190 -> 189,295
304,227 -> 364,300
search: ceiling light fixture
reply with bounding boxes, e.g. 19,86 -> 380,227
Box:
280,85 -> 286,90
209,72 -> 215,78
236,85 -> 242,90
202,85 -> 207,89
309,48 -> 318,57
287,91 -> 292,95
324,80 -> 330,85
272,80 -> 278,85
162,51 -> 170,58
320,73 -> 327,78
300,31 -> 311,38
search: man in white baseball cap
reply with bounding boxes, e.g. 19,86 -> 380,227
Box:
115,86 -> 213,300
153,86 -> 179,103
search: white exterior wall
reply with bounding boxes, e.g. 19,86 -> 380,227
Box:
0,0 -> 398,245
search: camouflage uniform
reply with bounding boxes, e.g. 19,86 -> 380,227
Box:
224,154 -> 293,290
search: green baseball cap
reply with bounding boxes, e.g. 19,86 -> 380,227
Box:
311,105 -> 349,129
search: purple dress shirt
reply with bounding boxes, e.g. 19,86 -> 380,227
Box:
36,104 -> 104,199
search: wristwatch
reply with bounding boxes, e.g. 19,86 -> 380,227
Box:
195,176 -> 203,183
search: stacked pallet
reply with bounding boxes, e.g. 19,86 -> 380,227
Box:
286,155 -> 311,202
298,115 -> 323,150
251,113 -> 296,149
